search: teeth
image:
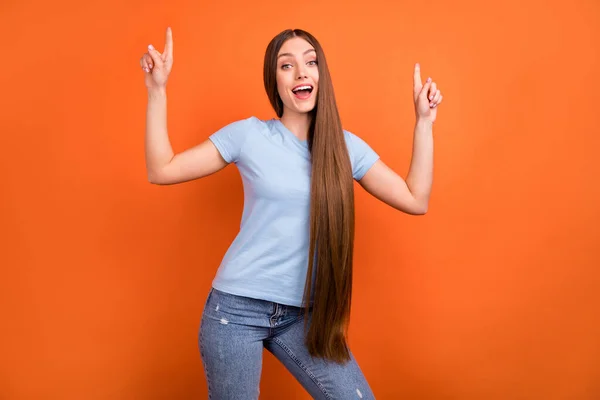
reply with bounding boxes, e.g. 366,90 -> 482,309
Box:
292,85 -> 312,92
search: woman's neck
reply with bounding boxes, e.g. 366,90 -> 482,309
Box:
280,111 -> 312,141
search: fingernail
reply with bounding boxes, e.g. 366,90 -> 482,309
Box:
148,44 -> 154,50
429,95 -> 433,100
427,77 -> 431,82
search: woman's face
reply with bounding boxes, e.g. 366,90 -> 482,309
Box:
276,37 -> 319,117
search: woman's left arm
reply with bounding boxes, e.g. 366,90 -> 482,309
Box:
358,64 -> 442,215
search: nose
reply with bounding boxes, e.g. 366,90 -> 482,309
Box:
296,64 -> 308,80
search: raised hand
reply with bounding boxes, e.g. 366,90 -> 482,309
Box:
413,63 -> 443,123
140,27 -> 174,90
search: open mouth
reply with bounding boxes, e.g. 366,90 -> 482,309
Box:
291,85 -> 314,100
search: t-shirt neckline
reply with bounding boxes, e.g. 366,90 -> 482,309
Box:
274,119 -> 309,148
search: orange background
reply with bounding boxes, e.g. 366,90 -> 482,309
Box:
1,0 -> 599,398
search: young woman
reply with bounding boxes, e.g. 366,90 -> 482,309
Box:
140,26 -> 443,399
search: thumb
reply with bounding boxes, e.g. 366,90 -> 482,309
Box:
419,77 -> 432,100
147,44 -> 163,66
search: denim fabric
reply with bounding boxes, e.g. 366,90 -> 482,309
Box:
198,287 -> 375,399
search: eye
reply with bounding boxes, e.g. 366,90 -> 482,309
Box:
308,60 -> 318,66
281,63 -> 292,70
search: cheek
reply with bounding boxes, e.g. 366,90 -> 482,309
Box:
275,75 -> 287,97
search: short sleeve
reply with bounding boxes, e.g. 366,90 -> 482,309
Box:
344,130 -> 380,180
209,117 -> 256,163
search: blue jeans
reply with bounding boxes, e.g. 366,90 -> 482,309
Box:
198,287 -> 375,399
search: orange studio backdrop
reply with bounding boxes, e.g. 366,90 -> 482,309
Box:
1,0 -> 599,398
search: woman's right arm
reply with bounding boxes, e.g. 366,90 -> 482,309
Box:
144,86 -> 227,185
142,27 -> 228,186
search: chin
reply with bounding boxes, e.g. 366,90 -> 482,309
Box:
285,87 -> 318,115
298,105 -> 316,114
292,101 -> 317,114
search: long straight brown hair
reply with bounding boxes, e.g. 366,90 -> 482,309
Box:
263,29 -> 355,363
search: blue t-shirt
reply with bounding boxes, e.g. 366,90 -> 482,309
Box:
208,116 -> 379,307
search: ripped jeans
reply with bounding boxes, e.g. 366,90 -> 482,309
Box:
198,287 -> 375,399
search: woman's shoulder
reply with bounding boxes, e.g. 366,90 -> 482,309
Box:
341,127 -> 378,156
222,115 -> 266,128
342,128 -> 364,147
209,116 -> 273,163
221,115 -> 273,133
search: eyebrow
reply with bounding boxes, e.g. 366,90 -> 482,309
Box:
277,48 -> 316,59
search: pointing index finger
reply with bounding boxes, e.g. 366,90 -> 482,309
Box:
413,63 -> 422,88
163,27 -> 173,61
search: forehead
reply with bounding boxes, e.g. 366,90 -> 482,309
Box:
278,37 -> 315,57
